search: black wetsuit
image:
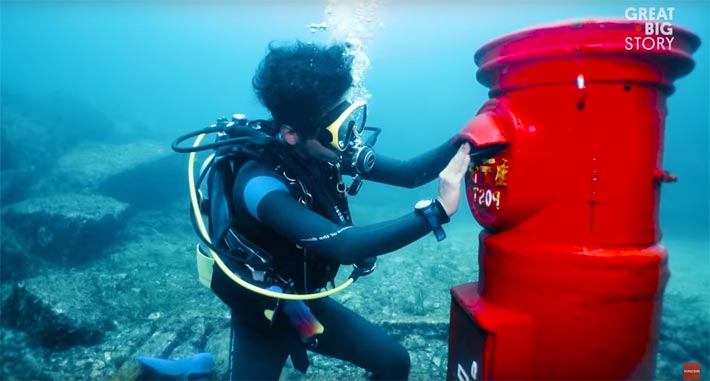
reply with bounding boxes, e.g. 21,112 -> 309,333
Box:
210,138 -> 458,380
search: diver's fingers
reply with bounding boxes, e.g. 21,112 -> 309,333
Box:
453,143 -> 472,176
441,143 -> 471,181
437,143 -> 471,217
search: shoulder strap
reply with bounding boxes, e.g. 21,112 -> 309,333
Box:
274,158 -> 352,226
208,153 -> 244,245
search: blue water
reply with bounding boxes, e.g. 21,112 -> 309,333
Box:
2,0 -> 708,379
2,1 -> 707,231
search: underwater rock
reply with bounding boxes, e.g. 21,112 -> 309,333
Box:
0,328 -> 50,380
656,291 -> 710,379
30,140 -> 171,196
0,91 -> 129,203
1,271 -> 117,350
0,225 -> 51,283
203,325 -> 231,380
98,153 -> 187,210
26,139 -> 187,210
38,92 -> 122,144
0,107 -> 57,204
1,168 -> 37,205
1,91 -> 172,210
0,106 -> 58,172
1,193 -> 129,268
1,91 -> 126,165
114,312 -> 227,379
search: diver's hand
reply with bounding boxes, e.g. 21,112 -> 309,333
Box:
437,143 -> 471,217
353,256 -> 377,277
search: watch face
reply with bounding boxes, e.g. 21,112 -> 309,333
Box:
415,199 -> 433,209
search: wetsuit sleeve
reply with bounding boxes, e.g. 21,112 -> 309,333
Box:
363,137 -> 459,188
252,190 -> 434,265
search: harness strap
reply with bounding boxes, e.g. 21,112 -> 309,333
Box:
216,142 -> 354,292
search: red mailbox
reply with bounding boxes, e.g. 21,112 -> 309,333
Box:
448,19 -> 700,380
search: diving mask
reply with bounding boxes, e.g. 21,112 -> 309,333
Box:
317,100 -> 367,152
317,100 -> 380,193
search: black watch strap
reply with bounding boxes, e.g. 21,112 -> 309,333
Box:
415,199 -> 448,241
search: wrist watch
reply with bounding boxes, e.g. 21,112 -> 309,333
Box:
415,199 -> 449,241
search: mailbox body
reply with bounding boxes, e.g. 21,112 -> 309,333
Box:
448,19 -> 700,380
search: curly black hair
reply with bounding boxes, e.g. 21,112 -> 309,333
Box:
252,41 -> 353,138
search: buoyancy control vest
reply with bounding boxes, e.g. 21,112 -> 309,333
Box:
172,114 -> 373,301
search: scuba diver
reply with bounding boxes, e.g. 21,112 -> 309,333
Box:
172,40 -> 506,381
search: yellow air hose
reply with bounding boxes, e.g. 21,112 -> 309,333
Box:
188,132 -> 354,300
